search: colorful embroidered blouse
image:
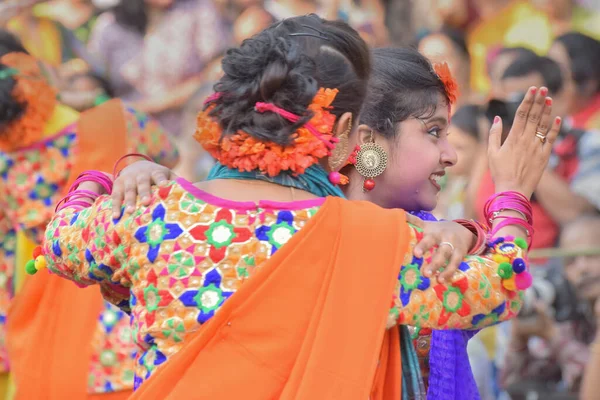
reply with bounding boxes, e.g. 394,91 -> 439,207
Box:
43,178 -> 525,389
0,105 -> 178,391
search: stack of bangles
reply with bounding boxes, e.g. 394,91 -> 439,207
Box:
484,191 -> 534,291
450,191 -> 534,291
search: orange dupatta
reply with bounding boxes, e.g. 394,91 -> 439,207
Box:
7,100 -> 132,400
130,197 -> 410,400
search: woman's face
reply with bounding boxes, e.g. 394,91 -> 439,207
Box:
348,94 -> 457,212
447,126 -> 479,178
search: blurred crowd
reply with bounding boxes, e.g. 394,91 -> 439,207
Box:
1,0 -> 600,399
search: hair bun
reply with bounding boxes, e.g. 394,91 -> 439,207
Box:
260,56 -> 290,101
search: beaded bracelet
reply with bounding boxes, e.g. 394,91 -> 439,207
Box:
112,153 -> 153,178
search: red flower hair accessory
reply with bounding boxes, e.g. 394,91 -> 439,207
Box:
433,62 -> 459,105
194,88 -> 339,177
0,52 -> 57,152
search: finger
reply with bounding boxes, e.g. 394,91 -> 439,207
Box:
152,170 -> 171,187
543,116 -> 562,152
414,233 -> 438,263
509,86 -> 537,137
426,244 -> 453,281
487,116 -> 503,154
136,174 -> 153,206
406,214 -> 426,229
523,87 -> 548,139
535,97 -> 553,138
123,179 -> 138,214
438,247 -> 464,283
111,183 -> 125,219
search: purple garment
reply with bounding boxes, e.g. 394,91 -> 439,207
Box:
409,211 -> 481,400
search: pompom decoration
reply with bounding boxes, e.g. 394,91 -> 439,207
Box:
195,88 -> 339,177
497,262 -> 514,279
512,258 -> 526,274
433,62 -> 459,105
328,171 -> 341,185
25,259 -> 37,275
515,271 -> 533,290
26,246 -> 48,275
0,52 -> 58,152
514,237 -> 528,250
502,276 -> 517,291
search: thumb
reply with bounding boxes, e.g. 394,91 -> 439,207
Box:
488,116 -> 503,154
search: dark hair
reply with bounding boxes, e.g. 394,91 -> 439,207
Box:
209,14 -> 370,146
112,0 -> 147,34
487,46 -> 536,76
555,32 -> 600,93
0,29 -> 28,58
0,30 -> 28,130
502,54 -> 563,94
451,104 -> 483,141
360,47 -> 448,138
439,26 -> 470,60
0,63 -> 25,131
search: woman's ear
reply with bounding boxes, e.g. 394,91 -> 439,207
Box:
328,111 -> 354,172
356,123 -> 374,144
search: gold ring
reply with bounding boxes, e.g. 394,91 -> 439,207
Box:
535,132 -> 547,143
439,241 -> 455,252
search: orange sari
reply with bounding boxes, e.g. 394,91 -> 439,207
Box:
7,100 -> 133,400
130,198 -> 410,400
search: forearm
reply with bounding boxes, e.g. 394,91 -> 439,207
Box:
392,225 -> 526,330
534,170 -> 596,225
581,339 -> 600,400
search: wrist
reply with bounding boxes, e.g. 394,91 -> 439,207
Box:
494,183 -> 531,199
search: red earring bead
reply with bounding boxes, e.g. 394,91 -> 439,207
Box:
328,171 -> 341,185
363,178 -> 376,191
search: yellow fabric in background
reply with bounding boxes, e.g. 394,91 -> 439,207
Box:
7,16 -> 63,66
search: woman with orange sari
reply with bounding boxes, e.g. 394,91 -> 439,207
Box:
0,35 -> 178,399
37,15 -> 560,399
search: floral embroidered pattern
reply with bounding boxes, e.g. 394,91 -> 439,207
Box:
43,181 -> 526,390
0,104 -> 178,391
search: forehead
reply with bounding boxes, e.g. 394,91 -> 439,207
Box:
500,72 -> 544,98
419,34 -> 457,60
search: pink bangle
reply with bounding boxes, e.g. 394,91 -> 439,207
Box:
490,217 -> 534,248
55,189 -> 101,212
484,191 -> 533,228
68,171 -> 113,195
112,153 -> 153,177
454,219 -> 488,255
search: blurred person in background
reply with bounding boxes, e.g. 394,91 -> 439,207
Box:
548,32 -> 600,131
486,47 -> 537,99
33,0 -> 101,44
473,53 -> 600,252
0,30 -> 179,399
57,58 -> 113,111
418,27 -> 478,107
531,0 -> 600,40
2,0 -> 98,68
501,215 -> 600,398
88,0 -> 229,138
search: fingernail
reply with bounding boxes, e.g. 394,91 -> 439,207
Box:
439,277 -> 445,284
142,196 -> 150,202
493,116 -> 500,124
530,87 -> 537,94
555,116 -> 562,125
540,87 -> 548,96
545,97 -> 552,106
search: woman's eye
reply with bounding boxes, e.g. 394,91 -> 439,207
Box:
427,127 -> 441,138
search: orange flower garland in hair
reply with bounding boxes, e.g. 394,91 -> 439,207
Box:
433,62 -> 459,105
0,52 -> 58,152
195,88 -> 339,177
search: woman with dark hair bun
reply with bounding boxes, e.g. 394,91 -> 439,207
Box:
549,32 -> 600,130
40,15 -> 560,399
